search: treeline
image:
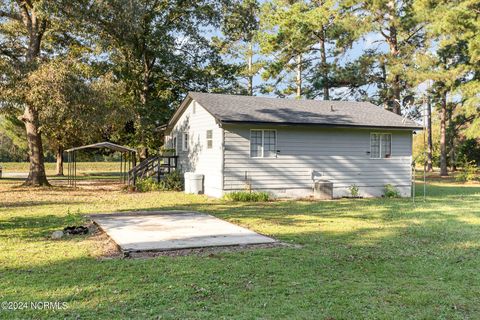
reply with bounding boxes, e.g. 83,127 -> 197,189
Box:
0,0 -> 478,185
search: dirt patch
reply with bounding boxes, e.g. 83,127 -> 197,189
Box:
124,241 -> 296,259
86,223 -> 123,259
50,179 -> 125,191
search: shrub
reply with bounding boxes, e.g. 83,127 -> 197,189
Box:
455,161 -> 479,182
223,191 -> 270,202
136,171 -> 184,192
159,147 -> 176,156
348,184 -> 360,197
159,170 -> 184,191
135,177 -> 162,192
383,184 -> 400,198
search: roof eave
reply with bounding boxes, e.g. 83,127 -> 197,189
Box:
165,95 -> 194,134
165,92 -> 223,134
220,120 -> 422,130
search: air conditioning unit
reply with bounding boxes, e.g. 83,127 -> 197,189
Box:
314,180 -> 333,200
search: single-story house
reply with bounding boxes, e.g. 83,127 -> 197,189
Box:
164,92 -> 422,198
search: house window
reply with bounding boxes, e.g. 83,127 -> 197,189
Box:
250,129 -> 277,158
182,133 -> 188,151
206,130 -> 213,149
370,133 -> 392,158
172,135 -> 177,155
250,130 -> 262,157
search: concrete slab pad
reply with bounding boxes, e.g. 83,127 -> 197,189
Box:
90,211 -> 275,252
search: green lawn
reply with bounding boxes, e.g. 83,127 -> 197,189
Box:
1,174 -> 480,319
1,161 -> 120,175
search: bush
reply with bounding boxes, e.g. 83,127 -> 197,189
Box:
223,191 -> 270,202
136,171 -> 184,192
159,170 -> 184,191
159,147 -> 176,156
383,184 -> 400,198
455,161 -> 478,182
135,177 -> 162,192
348,184 -> 360,197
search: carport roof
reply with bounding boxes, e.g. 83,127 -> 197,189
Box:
65,142 -> 136,153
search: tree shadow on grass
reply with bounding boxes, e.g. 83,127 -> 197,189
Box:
0,201 -> 85,209
2,183 -> 480,318
0,213 -> 85,239
2,215 -> 480,319
82,171 -> 122,177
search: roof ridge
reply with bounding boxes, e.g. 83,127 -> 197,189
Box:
189,91 -> 371,104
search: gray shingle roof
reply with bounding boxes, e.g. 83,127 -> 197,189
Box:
184,92 -> 421,130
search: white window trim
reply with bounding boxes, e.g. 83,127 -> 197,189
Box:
206,130 -> 213,149
172,135 -> 177,155
182,132 -> 188,151
370,133 -> 392,159
250,129 -> 277,158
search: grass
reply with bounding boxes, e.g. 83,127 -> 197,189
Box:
0,161 -> 120,175
1,167 -> 480,319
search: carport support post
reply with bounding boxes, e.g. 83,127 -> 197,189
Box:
67,152 -> 70,186
124,152 -> 127,183
69,152 -> 72,186
132,151 -> 137,186
74,150 -> 77,188
127,152 -> 131,185
119,153 -> 122,183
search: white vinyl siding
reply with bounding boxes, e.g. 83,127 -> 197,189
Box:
250,129 -> 276,158
224,125 -> 412,198
168,100 -> 223,197
182,133 -> 188,151
370,133 -> 392,159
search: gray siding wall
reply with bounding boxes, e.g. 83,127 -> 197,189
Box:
223,125 -> 413,198
168,100 -> 224,197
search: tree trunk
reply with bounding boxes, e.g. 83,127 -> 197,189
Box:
137,52 -> 154,162
439,91 -> 448,176
139,147 -> 149,161
20,4 -> 49,186
56,147 -> 64,176
447,104 -> 456,172
319,27 -> 329,100
392,74 -> 401,115
22,106 -> 49,186
385,2 -> 402,115
450,141 -> 456,172
247,41 -> 253,96
296,54 -> 302,98
426,96 -> 433,171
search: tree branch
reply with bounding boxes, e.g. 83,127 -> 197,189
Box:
38,18 -> 47,38
401,25 -> 424,46
0,9 -> 22,21
379,29 -> 390,41
18,1 -> 32,32
0,46 -> 18,60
